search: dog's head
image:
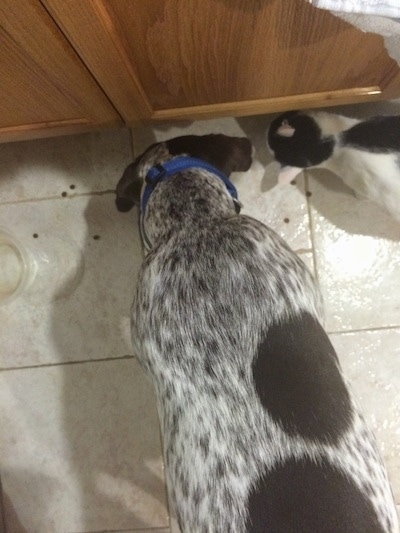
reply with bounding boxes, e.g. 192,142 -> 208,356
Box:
268,111 -> 334,169
115,134 -> 253,212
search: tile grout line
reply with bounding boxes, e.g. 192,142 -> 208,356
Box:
1,324 -> 399,373
0,354 -> 136,373
303,171 -> 320,284
0,189 -> 117,207
0,325 -> 400,373
327,324 -> 400,336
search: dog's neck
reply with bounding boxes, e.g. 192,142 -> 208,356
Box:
141,157 -> 241,250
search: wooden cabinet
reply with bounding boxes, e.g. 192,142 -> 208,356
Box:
44,0 -> 400,122
0,0 -> 121,142
2,0 -> 400,142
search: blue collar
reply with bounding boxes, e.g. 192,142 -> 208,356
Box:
140,156 -> 241,249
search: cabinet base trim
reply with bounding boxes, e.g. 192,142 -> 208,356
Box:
151,87 -> 382,122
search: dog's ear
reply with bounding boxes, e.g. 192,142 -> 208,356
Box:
223,137 -> 253,175
115,160 -> 143,212
166,134 -> 253,177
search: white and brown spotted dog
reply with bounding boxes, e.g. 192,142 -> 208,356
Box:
116,134 -> 398,533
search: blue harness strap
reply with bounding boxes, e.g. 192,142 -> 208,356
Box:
140,156 -> 241,249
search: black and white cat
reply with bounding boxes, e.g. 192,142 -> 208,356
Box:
267,110 -> 400,222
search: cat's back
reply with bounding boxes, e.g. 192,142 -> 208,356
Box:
341,115 -> 400,153
329,115 -> 400,220
310,111 -> 359,136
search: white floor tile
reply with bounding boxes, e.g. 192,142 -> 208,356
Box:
0,128 -> 132,203
0,194 -> 142,367
0,358 -> 168,533
331,328 -> 400,502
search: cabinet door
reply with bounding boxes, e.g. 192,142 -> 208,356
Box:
0,0 -> 120,142
43,0 -> 400,123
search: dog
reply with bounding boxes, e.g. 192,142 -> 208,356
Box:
116,134 -> 398,532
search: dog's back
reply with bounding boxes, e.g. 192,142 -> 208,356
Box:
117,134 -> 398,532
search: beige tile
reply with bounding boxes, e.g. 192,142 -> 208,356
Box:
330,328 -> 400,503
307,170 -> 400,332
132,114 -> 311,252
0,358 -> 168,532
0,128 -> 132,203
0,194 -> 142,368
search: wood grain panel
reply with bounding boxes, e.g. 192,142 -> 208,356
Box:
0,0 -> 120,140
111,0 -> 398,108
43,0 -> 400,123
42,0 -> 153,122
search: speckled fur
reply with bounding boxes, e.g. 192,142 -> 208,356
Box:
117,136 -> 398,533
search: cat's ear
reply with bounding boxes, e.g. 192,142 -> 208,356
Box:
276,120 -> 295,138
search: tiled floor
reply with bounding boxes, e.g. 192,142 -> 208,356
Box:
1,101 -> 399,532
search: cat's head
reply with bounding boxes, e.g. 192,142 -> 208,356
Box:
268,111 -> 335,171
